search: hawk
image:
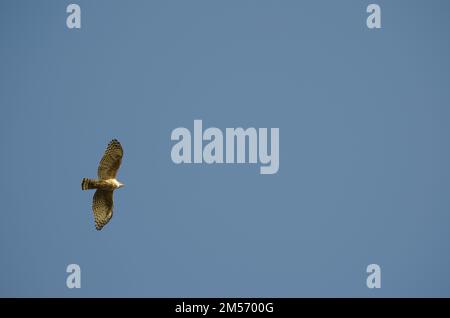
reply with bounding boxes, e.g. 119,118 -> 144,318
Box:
81,139 -> 124,230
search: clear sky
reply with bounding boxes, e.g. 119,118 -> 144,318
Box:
1,0 -> 450,297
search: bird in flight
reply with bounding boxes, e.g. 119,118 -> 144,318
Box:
81,139 -> 124,230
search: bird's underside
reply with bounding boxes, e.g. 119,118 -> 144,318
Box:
82,178 -> 122,191
81,139 -> 124,230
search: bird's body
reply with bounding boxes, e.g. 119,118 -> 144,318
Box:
82,178 -> 124,191
81,139 -> 124,230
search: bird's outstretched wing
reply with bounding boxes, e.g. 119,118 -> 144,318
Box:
98,139 -> 123,180
92,190 -> 114,230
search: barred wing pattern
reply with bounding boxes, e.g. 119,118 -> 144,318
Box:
97,139 -> 123,180
92,190 -> 114,230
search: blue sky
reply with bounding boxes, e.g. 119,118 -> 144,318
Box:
1,0 -> 450,297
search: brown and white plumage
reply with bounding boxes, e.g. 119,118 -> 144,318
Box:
98,139 -> 123,180
81,139 -> 124,230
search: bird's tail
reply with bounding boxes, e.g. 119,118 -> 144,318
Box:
81,178 -> 97,190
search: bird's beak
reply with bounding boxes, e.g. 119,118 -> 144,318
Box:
119,183 -> 125,188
